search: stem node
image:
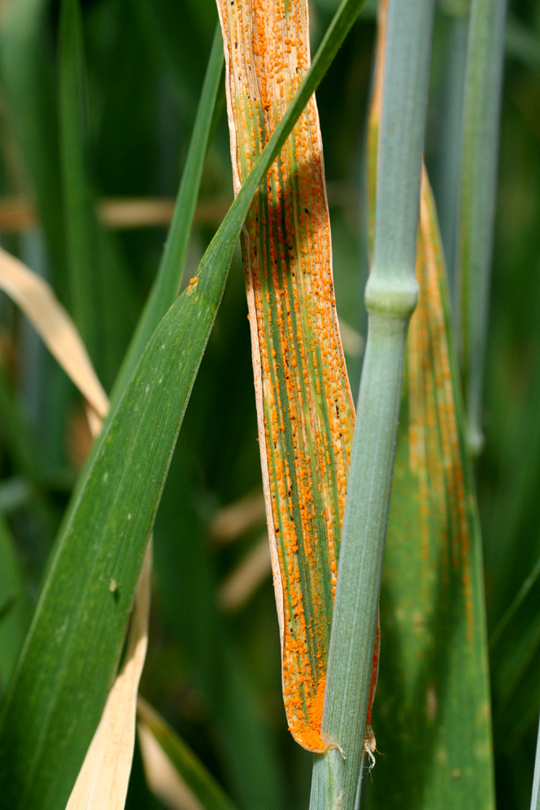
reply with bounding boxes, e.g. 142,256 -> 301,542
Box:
365,275 -> 418,318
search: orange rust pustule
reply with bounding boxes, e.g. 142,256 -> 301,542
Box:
216,0 -> 356,751
291,675 -> 327,752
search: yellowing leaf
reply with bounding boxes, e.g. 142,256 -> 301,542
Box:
0,246 -> 107,422
216,0 -> 356,752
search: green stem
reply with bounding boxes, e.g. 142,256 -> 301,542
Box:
310,1 -> 435,807
457,0 -> 507,455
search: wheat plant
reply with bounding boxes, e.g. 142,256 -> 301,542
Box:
0,0 -> 538,809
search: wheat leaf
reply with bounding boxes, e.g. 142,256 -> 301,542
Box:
216,0 -> 362,752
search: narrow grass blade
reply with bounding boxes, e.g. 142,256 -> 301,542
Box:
112,24 -> 224,401
0,356 -> 56,541
112,26 -> 283,809
311,1 -> 435,807
137,698 -> 238,810
0,2 -> 372,806
58,0 -> 137,387
0,355 -> 39,482
490,553 -> 540,651
457,0 -> 507,453
216,0 -> 356,752
153,439 -> 285,810
0,254 -> 228,810
434,8 -> 469,301
506,15 -> 540,74
0,0 -> 75,476
0,244 -> 152,809
58,0 -> 98,355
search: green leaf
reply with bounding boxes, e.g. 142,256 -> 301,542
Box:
0,1 -> 370,806
58,0 -> 97,355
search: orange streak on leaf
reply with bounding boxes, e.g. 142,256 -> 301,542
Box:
216,0 -> 354,751
410,172 -> 475,637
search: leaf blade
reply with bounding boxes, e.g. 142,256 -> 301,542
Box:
216,0 -> 356,752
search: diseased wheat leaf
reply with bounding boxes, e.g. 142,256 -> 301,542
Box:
216,0 -> 356,752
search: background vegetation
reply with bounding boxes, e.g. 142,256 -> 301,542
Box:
1,0 -> 540,807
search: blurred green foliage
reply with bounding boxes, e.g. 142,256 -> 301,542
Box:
0,0 -> 539,808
